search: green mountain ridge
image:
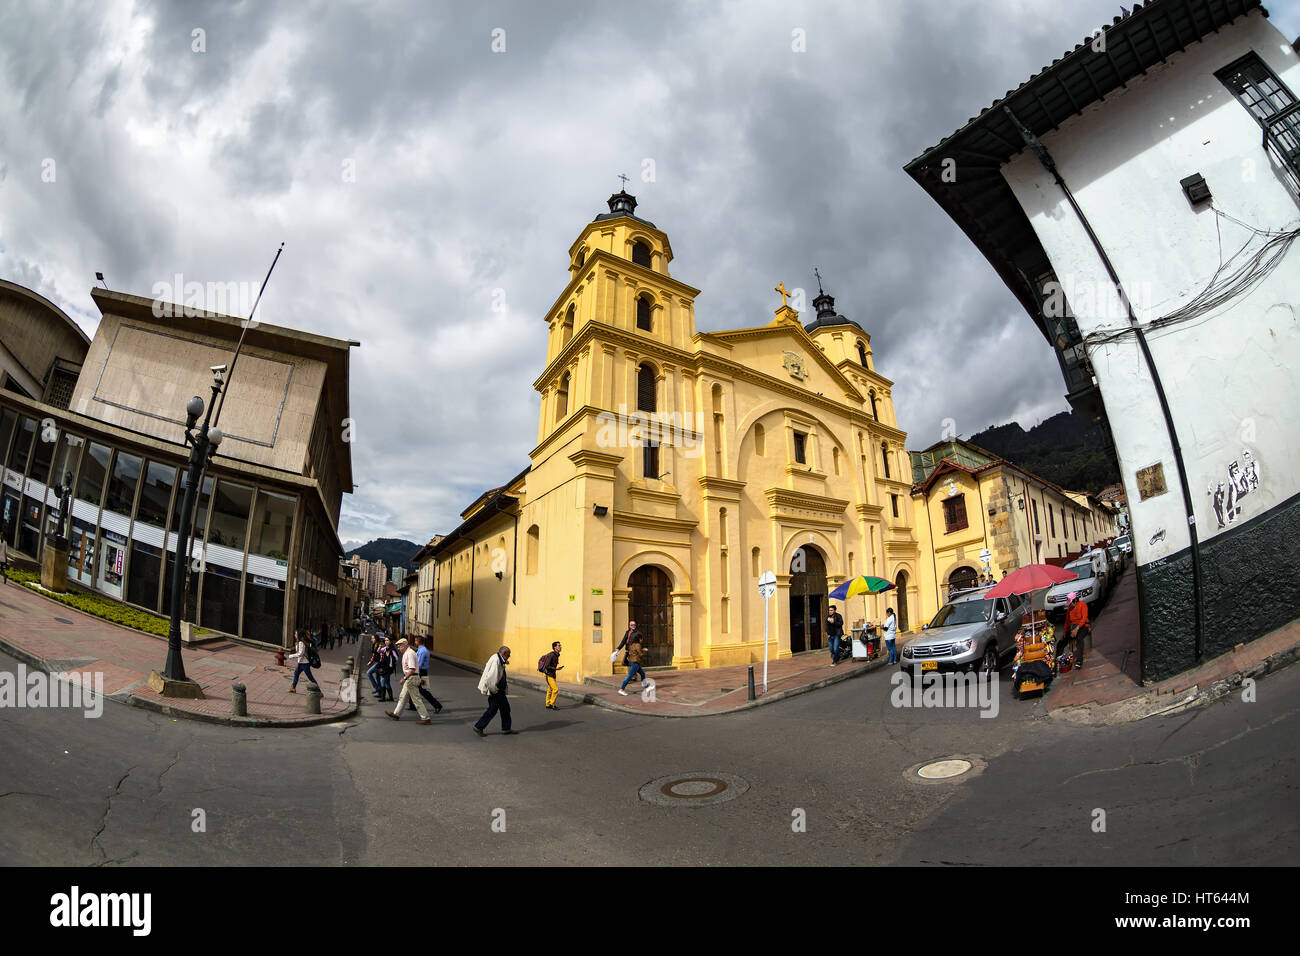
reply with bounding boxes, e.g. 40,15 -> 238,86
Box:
967,411 -> 1120,495
344,537 -> 422,569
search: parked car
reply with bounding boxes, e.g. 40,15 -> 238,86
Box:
901,588 -> 1029,677
1114,534 -> 1132,555
1044,557 -> 1104,618
1107,544 -> 1125,576
1082,546 -> 1113,596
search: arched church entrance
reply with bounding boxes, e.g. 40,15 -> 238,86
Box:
789,545 -> 828,654
894,570 -> 910,632
628,565 -> 674,667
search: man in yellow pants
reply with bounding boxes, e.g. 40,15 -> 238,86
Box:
540,641 -> 563,710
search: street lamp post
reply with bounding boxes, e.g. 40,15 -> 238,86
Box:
156,372 -> 225,693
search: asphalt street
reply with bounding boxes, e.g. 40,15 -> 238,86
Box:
0,647 -> 1295,866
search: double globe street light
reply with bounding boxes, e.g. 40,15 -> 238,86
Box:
152,367 -> 225,696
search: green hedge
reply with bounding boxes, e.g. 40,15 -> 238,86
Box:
9,569 -> 207,638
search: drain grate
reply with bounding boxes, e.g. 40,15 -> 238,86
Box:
639,771 -> 750,808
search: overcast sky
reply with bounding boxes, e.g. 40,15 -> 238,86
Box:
3,0 -> 1297,549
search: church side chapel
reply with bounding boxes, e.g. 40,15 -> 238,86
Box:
429,190 -> 920,677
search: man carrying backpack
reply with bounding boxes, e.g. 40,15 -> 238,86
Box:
538,641 -> 563,710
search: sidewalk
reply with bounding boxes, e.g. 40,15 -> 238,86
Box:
0,577 -> 357,726
437,645 -> 890,717
1046,564 -> 1300,723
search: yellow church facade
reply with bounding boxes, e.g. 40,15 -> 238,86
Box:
426,191 -> 921,678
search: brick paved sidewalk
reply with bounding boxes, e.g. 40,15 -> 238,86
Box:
1045,563 -> 1300,719
0,576 -> 356,726
439,646 -> 888,717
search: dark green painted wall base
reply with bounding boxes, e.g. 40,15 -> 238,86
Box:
1139,490 -> 1300,683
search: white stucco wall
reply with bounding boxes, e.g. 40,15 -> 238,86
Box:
1001,9 -> 1300,568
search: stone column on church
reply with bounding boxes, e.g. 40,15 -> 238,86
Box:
671,588 -> 697,668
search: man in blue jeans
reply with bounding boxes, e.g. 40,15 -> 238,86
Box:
826,604 -> 845,665
883,607 -> 899,664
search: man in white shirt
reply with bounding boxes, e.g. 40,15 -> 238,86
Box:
883,607 -> 899,664
386,638 -> 430,723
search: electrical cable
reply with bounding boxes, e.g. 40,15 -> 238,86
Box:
1081,205 -> 1300,351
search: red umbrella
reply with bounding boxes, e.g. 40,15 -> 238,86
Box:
984,564 -> 1080,640
984,564 -> 1078,599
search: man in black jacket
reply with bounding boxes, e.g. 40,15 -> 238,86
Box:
826,605 -> 846,665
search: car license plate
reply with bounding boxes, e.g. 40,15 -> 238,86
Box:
921,660 -> 938,671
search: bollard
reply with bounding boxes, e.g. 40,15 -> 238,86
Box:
306,682 -> 322,715
747,665 -> 756,701
341,658 -> 353,679
231,683 -> 247,717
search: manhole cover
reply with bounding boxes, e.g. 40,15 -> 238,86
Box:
905,755 -> 986,786
918,759 -> 972,779
639,771 -> 750,808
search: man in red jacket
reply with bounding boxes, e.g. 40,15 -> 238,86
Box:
1064,593 -> 1090,668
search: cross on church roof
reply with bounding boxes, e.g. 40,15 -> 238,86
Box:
618,173 -> 630,189
774,281 -> 791,309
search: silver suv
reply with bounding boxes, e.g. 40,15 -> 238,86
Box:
1045,557 -> 1103,615
901,588 -> 1028,677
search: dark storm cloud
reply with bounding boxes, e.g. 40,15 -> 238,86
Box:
8,0 -> 1292,540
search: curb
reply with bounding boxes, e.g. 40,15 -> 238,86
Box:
1048,638 -> 1300,725
0,635 -> 359,729
430,650 -> 887,718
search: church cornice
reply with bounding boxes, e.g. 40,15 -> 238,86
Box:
764,487 -> 851,516
611,510 -> 698,534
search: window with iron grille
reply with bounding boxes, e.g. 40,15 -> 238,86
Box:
1218,53 -> 1300,198
1049,504 -> 1055,537
636,296 -> 652,331
793,431 -> 807,464
632,241 -> 652,268
44,368 -> 78,410
1032,499 -> 1040,534
942,494 -> 967,533
891,494 -> 899,518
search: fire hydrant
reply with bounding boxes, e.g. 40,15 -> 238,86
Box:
275,646 -> 286,667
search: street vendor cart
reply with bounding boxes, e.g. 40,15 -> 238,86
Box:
1011,610 -> 1056,699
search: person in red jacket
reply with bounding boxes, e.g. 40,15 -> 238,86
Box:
1064,593 -> 1090,668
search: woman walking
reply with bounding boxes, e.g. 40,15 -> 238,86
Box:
286,628 -> 320,693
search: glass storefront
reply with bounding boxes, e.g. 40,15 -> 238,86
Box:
0,397 -> 334,645
244,488 -> 296,644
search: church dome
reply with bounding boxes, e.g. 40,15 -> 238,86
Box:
802,288 -> 863,333
592,189 -> 658,229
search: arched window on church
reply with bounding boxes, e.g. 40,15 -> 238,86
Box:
637,363 -> 656,413
833,446 -> 840,475
881,441 -> 891,479
632,240 -> 652,269
636,294 -> 653,331
526,525 -> 539,575
858,340 -> 869,368
751,547 -> 761,577
555,372 -> 570,423
562,304 -> 574,347
575,248 -> 586,269
754,424 -> 765,456
869,390 -> 879,421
